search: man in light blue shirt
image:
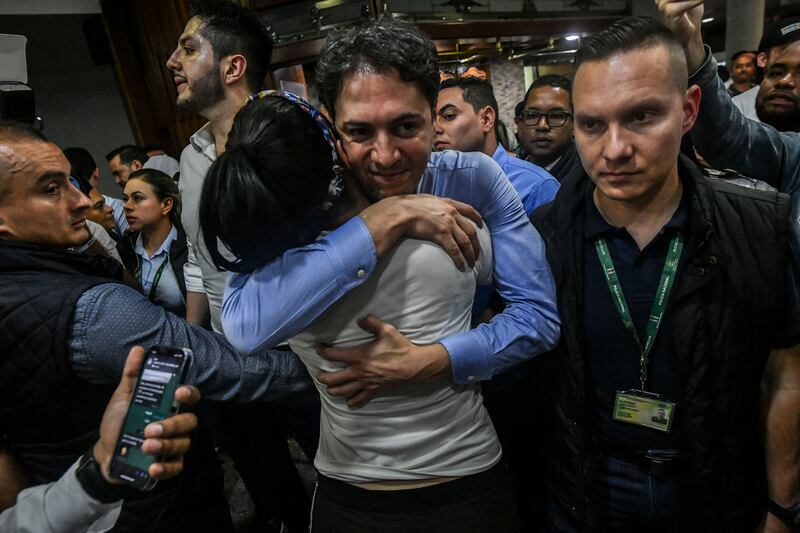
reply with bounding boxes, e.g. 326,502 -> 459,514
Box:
433,76 -> 559,216
222,18 -> 560,408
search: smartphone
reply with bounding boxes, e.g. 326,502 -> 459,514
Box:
109,345 -> 192,490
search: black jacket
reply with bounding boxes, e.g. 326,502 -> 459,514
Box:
531,156 -> 792,530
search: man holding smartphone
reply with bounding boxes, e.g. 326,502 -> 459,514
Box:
0,121 -> 313,530
0,347 -> 199,532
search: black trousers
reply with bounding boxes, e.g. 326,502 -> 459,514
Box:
311,461 -> 521,533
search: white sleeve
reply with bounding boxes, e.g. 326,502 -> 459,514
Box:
85,220 -> 122,264
184,238 -> 206,294
0,460 -> 122,533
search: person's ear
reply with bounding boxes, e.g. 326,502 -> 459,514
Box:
480,106 -> 496,134
757,51 -> 767,69
682,84 -> 702,134
131,160 -> 143,171
223,54 -> 247,86
162,197 -> 174,216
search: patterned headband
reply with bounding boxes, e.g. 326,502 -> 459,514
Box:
247,89 -> 345,211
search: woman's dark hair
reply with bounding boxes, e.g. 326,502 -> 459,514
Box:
127,168 -> 182,227
199,96 -> 337,273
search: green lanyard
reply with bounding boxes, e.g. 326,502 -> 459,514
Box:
594,233 -> 684,391
135,257 -> 169,303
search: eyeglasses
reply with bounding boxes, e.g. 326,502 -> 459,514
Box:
521,110 -> 573,128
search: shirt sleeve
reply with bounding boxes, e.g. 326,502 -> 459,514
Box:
183,239 -> 206,294
689,46 -> 800,194
0,460 -> 122,533
68,283 -> 314,402
437,154 -> 561,383
221,215 -> 377,353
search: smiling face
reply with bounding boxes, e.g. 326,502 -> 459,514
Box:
166,16 -> 224,114
0,141 -> 91,247
434,86 -> 490,153
123,178 -> 172,232
572,45 -> 699,205
756,41 -> 800,132
334,69 -> 434,201
522,85 -> 574,167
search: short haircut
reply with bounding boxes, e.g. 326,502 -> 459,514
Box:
0,120 -> 47,144
63,147 -> 97,182
731,50 -> 756,63
524,74 -> 573,105
105,145 -> 149,166
316,17 -> 439,120
574,16 -> 688,89
189,0 -> 272,92
440,77 -> 499,115
0,121 -> 49,200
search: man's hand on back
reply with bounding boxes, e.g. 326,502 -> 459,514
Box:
657,0 -> 707,72
359,194 -> 483,271
316,315 -> 452,408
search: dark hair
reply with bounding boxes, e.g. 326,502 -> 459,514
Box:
0,120 -> 47,143
441,76 -> 502,142
199,97 -> 337,272
315,17 -> 439,120
441,77 -> 499,115
105,144 -> 149,165
127,168 -> 182,227
71,174 -> 94,197
63,147 -> 97,182
523,74 -> 573,108
514,100 -> 525,119
189,0 -> 272,92
731,50 -> 756,63
574,16 -> 686,86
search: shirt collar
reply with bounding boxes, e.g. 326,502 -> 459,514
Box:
583,182 -> 690,240
491,143 -> 507,164
189,122 -> 217,162
135,225 -> 178,260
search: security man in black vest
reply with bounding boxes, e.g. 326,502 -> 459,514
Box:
531,17 -> 800,532
0,122 -> 240,532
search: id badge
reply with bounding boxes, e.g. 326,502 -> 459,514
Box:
613,390 -> 675,433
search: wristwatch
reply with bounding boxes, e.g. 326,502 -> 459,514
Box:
768,498 -> 800,528
75,449 -> 134,503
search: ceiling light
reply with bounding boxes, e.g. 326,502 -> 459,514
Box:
702,17 -> 714,23
565,34 -> 580,41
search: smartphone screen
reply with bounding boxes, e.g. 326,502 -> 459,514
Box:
110,346 -> 191,490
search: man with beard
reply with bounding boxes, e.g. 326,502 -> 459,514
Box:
659,0 -> 800,192
754,40 -> 800,132
518,74 -> 581,182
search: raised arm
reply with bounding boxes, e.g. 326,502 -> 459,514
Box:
659,0 -> 800,192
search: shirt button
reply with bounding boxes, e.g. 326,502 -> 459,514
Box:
708,255 -> 718,264
696,267 -> 706,276
356,269 -> 366,279
467,375 -> 475,382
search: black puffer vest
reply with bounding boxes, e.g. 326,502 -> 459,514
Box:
0,242 -> 119,476
531,156 -> 791,531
